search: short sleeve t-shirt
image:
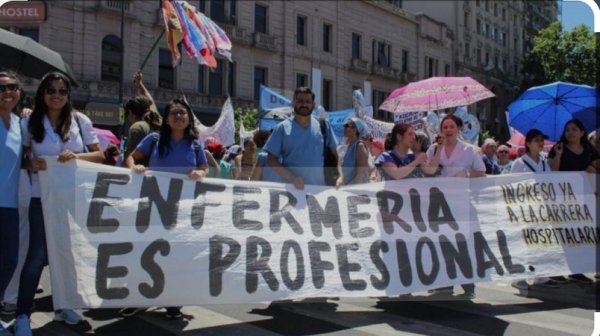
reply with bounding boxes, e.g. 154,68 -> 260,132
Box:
135,133 -> 208,174
548,144 -> 599,171
264,117 -> 338,186
375,150 -> 423,180
22,112 -> 99,197
0,113 -> 22,207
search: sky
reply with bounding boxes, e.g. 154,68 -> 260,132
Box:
560,0 -> 597,31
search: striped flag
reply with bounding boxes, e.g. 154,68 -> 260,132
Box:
161,0 -> 183,66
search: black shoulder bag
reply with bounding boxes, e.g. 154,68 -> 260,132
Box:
319,118 -> 339,186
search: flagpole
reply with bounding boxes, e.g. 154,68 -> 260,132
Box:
140,29 -> 166,71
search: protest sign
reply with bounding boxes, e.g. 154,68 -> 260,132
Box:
39,160 -> 597,308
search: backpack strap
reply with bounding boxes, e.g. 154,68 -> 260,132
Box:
148,132 -> 159,157
192,139 -> 202,166
318,118 -> 328,156
74,112 -> 88,153
523,159 -> 536,172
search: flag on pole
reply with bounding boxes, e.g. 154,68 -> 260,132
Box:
159,0 -> 232,69
161,0 -> 183,66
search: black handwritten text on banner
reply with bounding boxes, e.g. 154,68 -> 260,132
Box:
38,160 -> 597,309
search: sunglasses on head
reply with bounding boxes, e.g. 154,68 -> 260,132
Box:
44,87 -> 69,96
0,83 -> 19,92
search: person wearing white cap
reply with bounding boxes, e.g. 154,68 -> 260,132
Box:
338,117 -> 369,186
481,138 -> 501,175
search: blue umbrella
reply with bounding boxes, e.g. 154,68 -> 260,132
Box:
508,82 -> 597,141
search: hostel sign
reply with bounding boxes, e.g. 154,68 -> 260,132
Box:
0,1 -> 46,22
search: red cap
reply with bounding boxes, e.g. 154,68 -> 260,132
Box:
206,139 -> 223,154
372,139 -> 384,152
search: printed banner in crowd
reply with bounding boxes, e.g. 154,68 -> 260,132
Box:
39,160 -> 597,309
393,111 -> 424,130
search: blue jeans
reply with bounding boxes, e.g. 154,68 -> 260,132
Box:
0,207 -> 19,302
17,198 -> 48,316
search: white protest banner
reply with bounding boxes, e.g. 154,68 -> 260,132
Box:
39,160 -> 597,309
393,111 -> 424,130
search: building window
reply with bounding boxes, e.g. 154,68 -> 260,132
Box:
502,7 -> 506,20
464,43 -> 470,59
491,27 -> 496,41
425,56 -> 438,77
374,41 -> 391,67
198,0 -> 206,13
476,0 -> 480,7
254,4 -> 267,34
476,19 -> 481,34
322,79 -> 332,111
297,16 -> 306,45
158,49 -> 174,89
351,33 -> 361,59
502,58 -> 507,72
211,0 -> 226,22
18,28 -> 38,41
476,48 -> 482,65
323,23 -> 332,52
485,51 -> 490,66
494,3 -> 498,15
485,0 -> 489,11
445,64 -> 451,76
254,66 -> 267,100
372,89 -> 389,120
198,67 -> 205,93
494,55 -> 499,69
401,49 -> 408,73
464,12 -> 470,28
228,62 -> 235,96
485,23 -> 490,38
296,73 -> 308,88
209,60 -> 224,96
101,35 -> 121,82
385,0 -> 402,8
209,0 -> 236,24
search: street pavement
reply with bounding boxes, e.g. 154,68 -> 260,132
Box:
1,269 -> 597,335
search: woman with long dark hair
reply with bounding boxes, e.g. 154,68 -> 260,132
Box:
126,98 -> 208,179
547,119 -> 599,284
376,123 -> 434,180
16,72 -> 104,335
548,119 -> 599,173
125,99 -> 207,318
0,72 -> 23,336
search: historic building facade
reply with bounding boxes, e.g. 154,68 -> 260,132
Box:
0,0 -> 556,136
403,0 -> 559,138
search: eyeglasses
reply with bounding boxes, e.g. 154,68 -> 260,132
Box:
168,110 -> 188,117
344,123 -> 355,128
0,83 -> 19,92
497,150 -> 509,154
45,87 -> 69,96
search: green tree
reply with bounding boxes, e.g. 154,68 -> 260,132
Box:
520,22 -> 596,91
234,107 -> 258,144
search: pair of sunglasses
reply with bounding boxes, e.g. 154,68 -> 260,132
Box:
0,83 -> 19,92
45,87 -> 69,96
497,150 -> 509,154
344,123 -> 355,128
